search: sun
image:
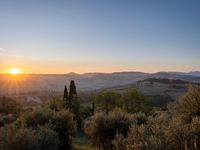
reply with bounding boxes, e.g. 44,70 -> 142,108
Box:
10,68 -> 22,75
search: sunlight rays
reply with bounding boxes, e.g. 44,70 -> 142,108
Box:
10,68 -> 22,75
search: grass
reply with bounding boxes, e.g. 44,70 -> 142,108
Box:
73,131 -> 96,150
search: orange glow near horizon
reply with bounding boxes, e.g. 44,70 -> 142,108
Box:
9,68 -> 22,75
0,63 -> 198,75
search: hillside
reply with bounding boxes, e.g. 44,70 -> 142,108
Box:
0,72 -> 199,107
99,77 -> 199,107
0,71 -> 199,95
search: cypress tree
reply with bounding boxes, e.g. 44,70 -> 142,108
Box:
92,101 -> 95,115
69,80 -> 77,99
63,85 -> 68,99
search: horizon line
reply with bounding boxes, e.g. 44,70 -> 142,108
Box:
0,70 -> 199,76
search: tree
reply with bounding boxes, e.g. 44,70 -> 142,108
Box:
15,108 -> 76,150
121,89 -> 152,113
63,86 -> 68,99
69,80 -> 77,99
95,91 -> 120,113
84,108 -> 134,150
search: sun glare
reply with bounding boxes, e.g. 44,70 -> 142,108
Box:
10,68 -> 22,75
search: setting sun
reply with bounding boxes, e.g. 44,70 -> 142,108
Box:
10,68 -> 22,75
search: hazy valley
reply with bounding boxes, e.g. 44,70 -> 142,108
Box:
1,71 -> 199,107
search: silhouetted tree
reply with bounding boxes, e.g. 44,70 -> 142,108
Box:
64,80 -> 82,129
63,86 -> 68,99
69,80 -> 77,99
91,101 -> 95,115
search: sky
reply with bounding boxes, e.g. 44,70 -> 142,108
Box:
0,0 -> 200,74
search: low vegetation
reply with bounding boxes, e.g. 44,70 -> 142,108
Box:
0,81 -> 200,150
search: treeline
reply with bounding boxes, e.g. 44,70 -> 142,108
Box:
140,78 -> 192,84
0,82 -> 200,150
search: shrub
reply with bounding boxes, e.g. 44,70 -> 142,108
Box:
0,125 -> 59,150
84,108 -> 133,150
22,108 -> 55,127
120,89 -> 152,113
114,117 -> 172,150
95,91 -> 121,113
165,117 -> 200,150
36,125 -> 60,150
0,97 -> 21,115
46,98 -> 65,111
15,108 -> 76,150
113,110 -> 200,150
53,110 -> 76,150
168,85 -> 200,118
0,114 -> 16,127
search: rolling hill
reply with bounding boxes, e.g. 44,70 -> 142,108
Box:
0,71 -> 199,95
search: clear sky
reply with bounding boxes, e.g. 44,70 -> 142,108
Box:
0,0 -> 200,74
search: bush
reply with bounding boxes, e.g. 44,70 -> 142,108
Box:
53,110 -> 76,150
165,117 -> 200,150
36,125 -> 60,150
113,113 -> 172,150
0,114 -> 16,127
0,125 -> 59,150
15,108 -> 76,150
95,91 -> 121,113
113,109 -> 200,150
46,98 -> 66,111
84,108 -> 134,150
21,108 -> 55,128
0,97 -> 21,115
168,85 -> 200,118
120,89 -> 152,113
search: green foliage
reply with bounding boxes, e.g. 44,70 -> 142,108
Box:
131,112 -> 148,125
47,98 -> 66,111
142,78 -> 191,84
95,91 -> 120,113
15,108 -> 76,150
0,114 -> 16,127
148,95 -> 174,108
20,108 -> 55,127
1,83 -> 200,150
71,97 -> 82,129
10,127 -> 38,150
113,111 -> 172,150
113,86 -> 200,150
94,89 -> 152,115
84,108 -> 134,150
36,125 -> 60,150
53,110 -> 76,150
121,89 -> 152,113
168,85 -> 200,118
0,125 -> 59,150
80,106 -> 94,120
0,97 -> 22,115
0,97 -> 22,126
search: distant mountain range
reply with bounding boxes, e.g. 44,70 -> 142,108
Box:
0,71 -> 200,95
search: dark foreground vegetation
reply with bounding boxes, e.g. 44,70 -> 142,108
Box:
0,80 -> 200,150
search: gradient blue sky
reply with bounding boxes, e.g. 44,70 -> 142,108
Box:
0,0 -> 200,73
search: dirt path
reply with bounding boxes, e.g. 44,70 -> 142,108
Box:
73,131 -> 96,150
